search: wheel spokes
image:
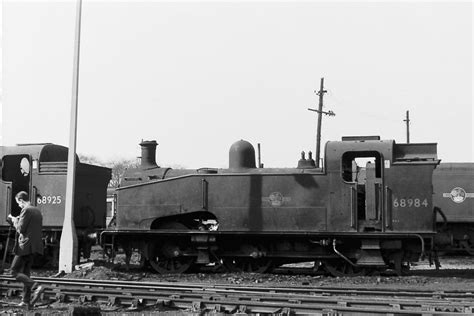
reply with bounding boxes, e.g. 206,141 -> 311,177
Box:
149,255 -> 194,274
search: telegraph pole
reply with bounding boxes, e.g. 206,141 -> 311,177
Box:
403,110 -> 410,143
59,0 -> 82,273
308,78 -> 335,168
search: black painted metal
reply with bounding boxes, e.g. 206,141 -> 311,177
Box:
101,138 -> 441,274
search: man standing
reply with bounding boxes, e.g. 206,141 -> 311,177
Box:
8,191 -> 45,308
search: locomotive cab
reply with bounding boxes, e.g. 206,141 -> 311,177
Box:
326,136 -> 439,234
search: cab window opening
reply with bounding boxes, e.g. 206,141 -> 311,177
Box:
2,155 -> 31,216
342,151 -> 383,223
341,151 -> 382,182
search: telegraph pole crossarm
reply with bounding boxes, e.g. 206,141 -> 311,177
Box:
308,108 -> 336,116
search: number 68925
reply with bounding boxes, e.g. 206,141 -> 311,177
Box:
37,195 -> 62,205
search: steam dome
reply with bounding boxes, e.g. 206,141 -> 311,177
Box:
229,140 -> 256,169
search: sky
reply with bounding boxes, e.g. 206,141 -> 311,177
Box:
2,0 -> 473,169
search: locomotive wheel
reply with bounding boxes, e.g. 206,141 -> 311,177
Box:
224,257 -> 274,273
147,222 -> 195,274
324,261 -> 364,277
149,254 -> 194,274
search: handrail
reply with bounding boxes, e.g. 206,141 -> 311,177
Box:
32,186 -> 38,206
6,186 -> 11,217
201,179 -> 208,210
384,186 -> 392,229
350,186 -> 357,230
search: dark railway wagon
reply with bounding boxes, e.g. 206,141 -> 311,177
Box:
102,137 -> 439,276
0,143 -> 111,265
433,163 -> 474,254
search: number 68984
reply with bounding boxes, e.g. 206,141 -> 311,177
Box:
393,198 -> 428,208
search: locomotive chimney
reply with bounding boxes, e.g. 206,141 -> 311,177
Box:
139,140 -> 158,169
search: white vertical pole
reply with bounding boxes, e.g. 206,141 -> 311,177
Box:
59,0 -> 82,273
0,1 -> 3,147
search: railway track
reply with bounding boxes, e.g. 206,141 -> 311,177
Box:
1,276 -> 474,315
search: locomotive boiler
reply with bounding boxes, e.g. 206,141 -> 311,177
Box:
102,136 -> 440,276
0,143 -> 111,265
433,163 -> 474,254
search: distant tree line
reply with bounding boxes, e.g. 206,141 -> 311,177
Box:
78,154 -> 184,188
78,154 -> 139,188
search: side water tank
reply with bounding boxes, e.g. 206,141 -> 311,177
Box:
229,140 -> 256,169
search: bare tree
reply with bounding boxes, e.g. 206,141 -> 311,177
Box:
78,154 -> 138,188
78,154 -> 102,165
78,154 -> 185,188
106,159 -> 139,188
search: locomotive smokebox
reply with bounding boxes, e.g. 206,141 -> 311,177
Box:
229,140 -> 256,169
140,140 -> 158,169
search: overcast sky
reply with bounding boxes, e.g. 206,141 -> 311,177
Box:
2,1 -> 473,168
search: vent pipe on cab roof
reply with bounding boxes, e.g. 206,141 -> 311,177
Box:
341,136 -> 381,141
139,140 -> 158,169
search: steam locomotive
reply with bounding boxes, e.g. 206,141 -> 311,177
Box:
101,136 -> 440,276
0,143 -> 111,266
433,163 -> 474,255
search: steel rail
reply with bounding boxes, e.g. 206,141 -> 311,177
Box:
17,276 -> 474,300
1,276 -> 473,315
2,276 -> 473,304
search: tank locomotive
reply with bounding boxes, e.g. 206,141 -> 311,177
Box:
102,136 -> 440,276
0,143 -> 111,265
